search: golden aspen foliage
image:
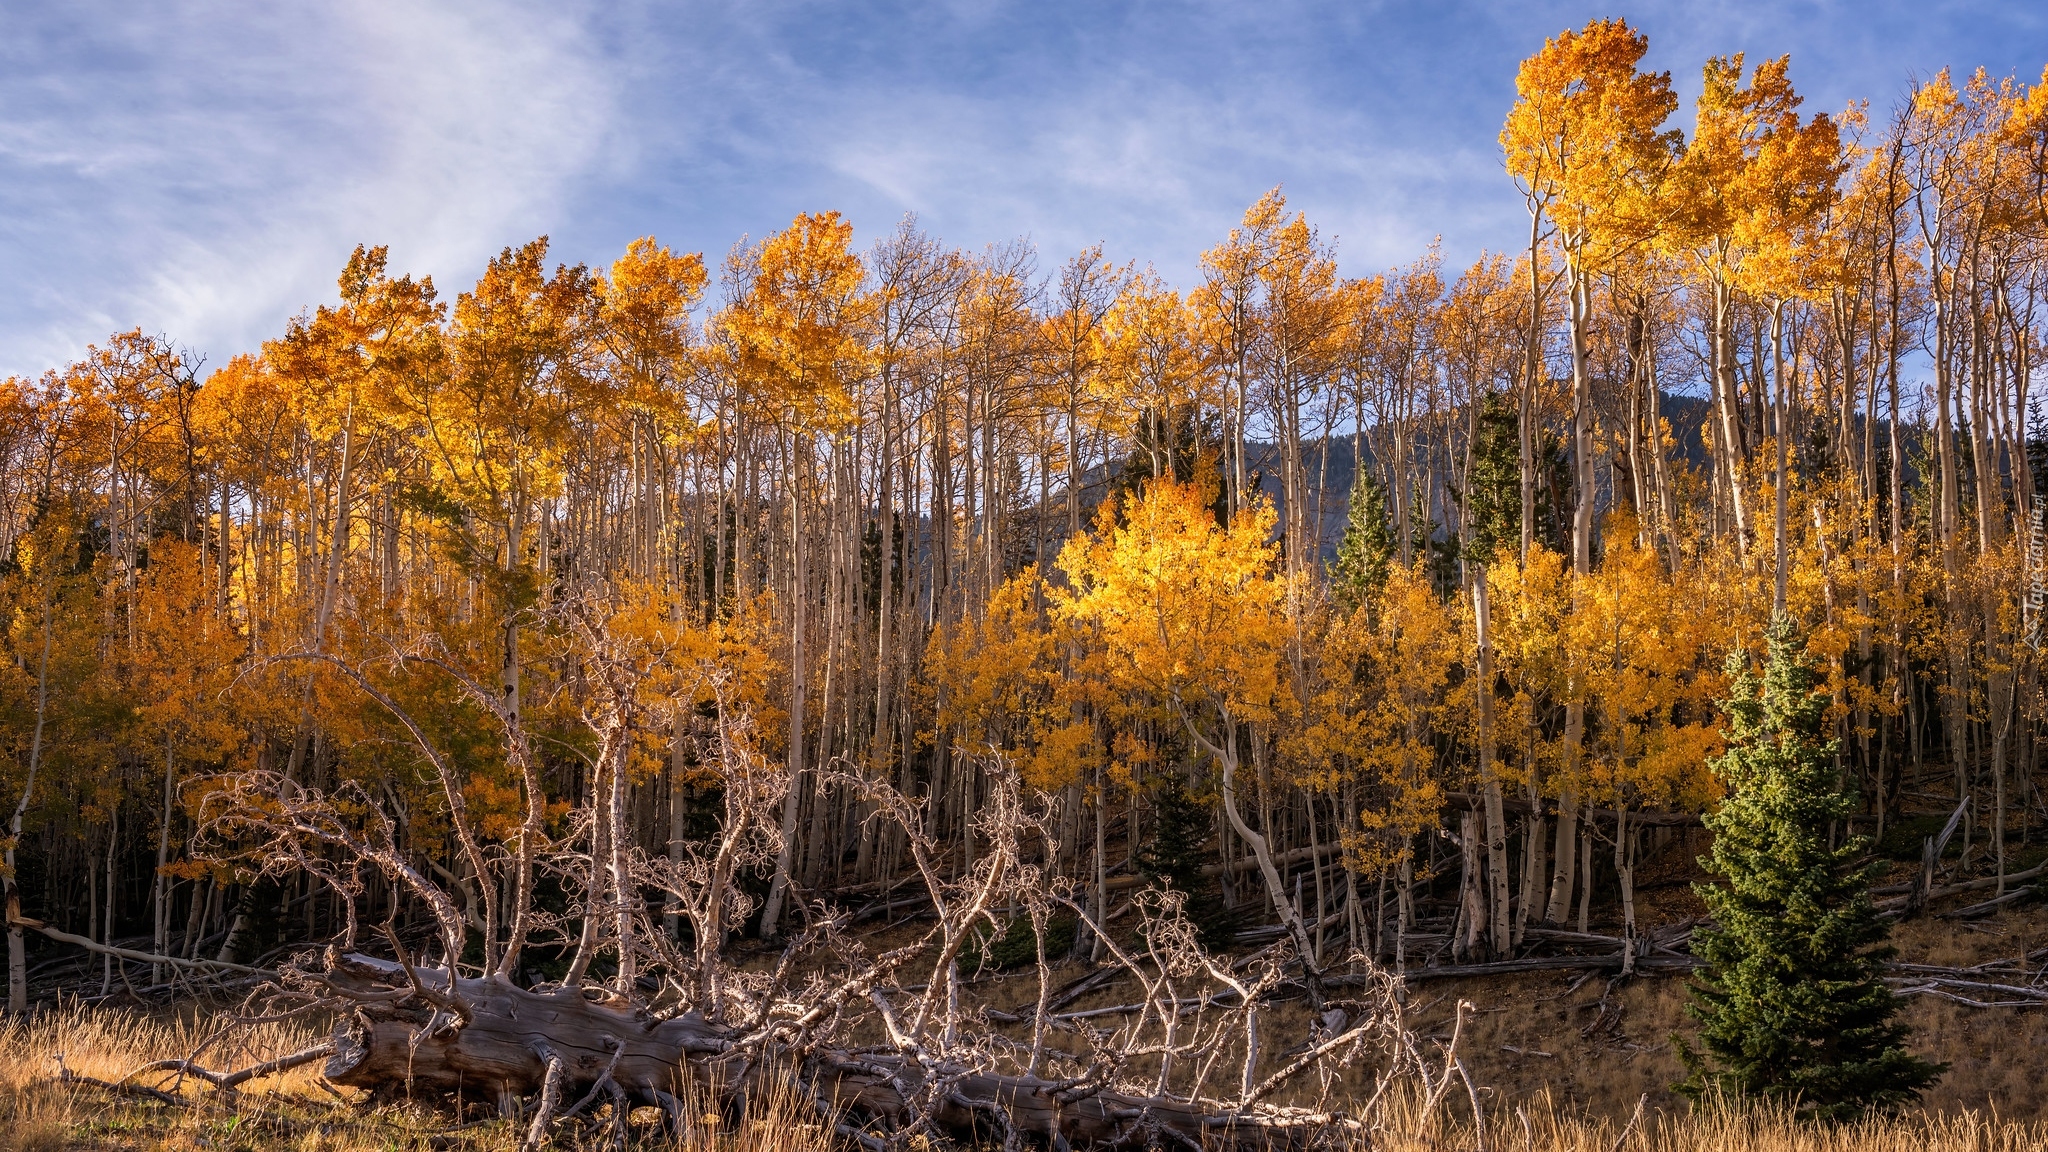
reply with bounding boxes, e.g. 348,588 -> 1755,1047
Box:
1097,271 -> 1206,476
9,25 -> 2048,1058
1300,561 -> 1461,876
598,238 -> 708,389
1052,479 -> 1295,751
720,212 -> 875,432
121,542 -> 247,770
1666,55 -> 1844,301
928,567 -> 1060,763
1566,520 -> 1729,812
0,508 -> 103,800
1501,18 -> 1681,265
1486,542 -> 1572,745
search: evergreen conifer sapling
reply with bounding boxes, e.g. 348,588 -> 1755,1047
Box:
1135,774 -> 1242,952
1332,472 -> 1394,615
1677,619 -> 1944,1120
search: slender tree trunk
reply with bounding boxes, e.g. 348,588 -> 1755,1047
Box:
761,442 -> 807,940
101,807 -> 118,995
1713,280 -> 1752,560
1615,808 -> 1636,976
1772,299 -> 1791,617
5,580 -> 55,1014
1545,788 -> 1577,926
287,398 -> 356,781
1188,710 -> 1323,1008
1472,567 -> 1508,957
152,732 -> 175,985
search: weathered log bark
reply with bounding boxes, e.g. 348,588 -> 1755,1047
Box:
320,955 -> 1351,1150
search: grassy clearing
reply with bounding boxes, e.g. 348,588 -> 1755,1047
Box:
5,1002 -> 2046,1151
0,1005 -> 832,1152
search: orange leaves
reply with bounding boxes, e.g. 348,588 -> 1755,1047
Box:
922,567 -> 1102,792
719,211 -> 874,433
1564,529 -> 1730,810
1667,53 -> 1845,300
1302,561 -> 1458,840
1097,272 -> 1203,461
2004,64 -> 2048,226
1501,18 -> 1680,262
432,237 -> 594,518
1479,536 -> 1734,812
930,568 -> 1058,741
1052,479 -> 1292,727
123,541 -> 248,767
274,244 -> 446,431
597,237 -> 708,412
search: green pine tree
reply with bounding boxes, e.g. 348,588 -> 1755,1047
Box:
1135,774 -> 1242,952
1676,618 -> 1945,1121
1460,391 -> 1521,567
1332,471 -> 1395,615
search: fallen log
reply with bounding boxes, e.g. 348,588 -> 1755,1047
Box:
1943,886 -> 2040,919
319,954 -> 1355,1149
1350,952 -> 1703,984
1877,858 -> 2048,911
107,1045 -> 338,1100
1887,975 -> 2048,1008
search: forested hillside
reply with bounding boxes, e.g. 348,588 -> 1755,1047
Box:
3,18 -> 2048,1143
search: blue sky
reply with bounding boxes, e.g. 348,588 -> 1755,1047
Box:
2,0 -> 2042,378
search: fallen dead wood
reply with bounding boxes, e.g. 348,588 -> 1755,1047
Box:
8,917 -> 277,978
1334,953 -> 1706,985
123,1044 -> 337,1095
319,952 -> 1360,1150
1877,858 -> 2048,911
52,1069 -> 189,1107
1104,844 -> 1334,893
1887,974 -> 2048,1008
175,631 -> 1461,1151
1044,965 -> 1118,1011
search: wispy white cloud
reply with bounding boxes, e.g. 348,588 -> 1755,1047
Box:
0,0 -> 614,376
3,0 -> 2042,375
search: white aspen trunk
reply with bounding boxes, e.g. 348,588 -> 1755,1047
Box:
1456,811 -> 1484,960
1473,568 -> 1509,958
667,712 -> 687,938
287,398 -> 356,781
4,578 -> 54,1013
1575,812 -> 1592,935
1520,203 -> 1544,565
761,443 -> 807,940
609,735 -> 635,994
1188,709 -> 1322,1001
1616,807 -> 1636,976
1566,265 -> 1595,576
152,732 -> 175,986
101,807 -> 117,995
1545,786 -> 1577,925
1772,299 -> 1790,617
1713,280 -> 1752,560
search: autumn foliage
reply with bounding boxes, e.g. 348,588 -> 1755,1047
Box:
0,31 -> 2043,1106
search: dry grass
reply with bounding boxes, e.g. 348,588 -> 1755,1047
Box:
1402,1094 -> 2048,1152
0,1004 -> 830,1152
3,998 -> 2044,1150
1389,901 -> 2048,1124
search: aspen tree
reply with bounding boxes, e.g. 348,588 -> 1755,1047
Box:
720,213 -> 873,938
